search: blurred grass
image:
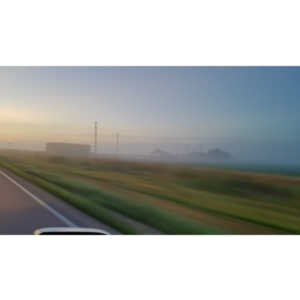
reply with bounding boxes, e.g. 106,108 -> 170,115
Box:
0,151 -> 223,234
1,150 -> 300,234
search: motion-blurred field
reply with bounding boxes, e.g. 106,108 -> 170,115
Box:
1,150 -> 300,234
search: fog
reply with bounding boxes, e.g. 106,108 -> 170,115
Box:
1,136 -> 300,166
1,67 -> 300,167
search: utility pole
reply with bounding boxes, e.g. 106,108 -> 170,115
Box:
116,132 -> 119,155
94,121 -> 98,155
199,143 -> 203,153
185,143 -> 191,154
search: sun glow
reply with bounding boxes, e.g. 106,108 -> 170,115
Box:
0,108 -> 40,123
0,107 -> 55,143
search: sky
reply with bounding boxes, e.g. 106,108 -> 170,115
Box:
0,67 -> 300,163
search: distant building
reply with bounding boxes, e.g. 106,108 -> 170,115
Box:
207,148 -> 231,160
149,148 -> 175,161
46,143 -> 91,157
184,148 -> 232,162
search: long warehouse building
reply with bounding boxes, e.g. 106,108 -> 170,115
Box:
46,143 -> 91,157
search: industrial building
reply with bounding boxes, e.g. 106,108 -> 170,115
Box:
46,143 -> 91,157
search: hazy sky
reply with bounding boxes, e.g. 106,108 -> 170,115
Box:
0,67 -> 300,163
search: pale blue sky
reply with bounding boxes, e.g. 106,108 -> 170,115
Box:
0,67 -> 299,162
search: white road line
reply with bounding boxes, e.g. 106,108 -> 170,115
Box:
0,169 -> 77,227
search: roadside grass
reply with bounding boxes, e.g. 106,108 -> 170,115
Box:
63,162 -> 300,233
0,160 -> 141,234
0,153 -> 223,234
69,168 -> 300,233
1,150 -> 300,234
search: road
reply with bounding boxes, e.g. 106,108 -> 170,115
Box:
0,166 -> 119,234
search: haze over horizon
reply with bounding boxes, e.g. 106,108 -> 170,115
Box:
1,67 -> 300,164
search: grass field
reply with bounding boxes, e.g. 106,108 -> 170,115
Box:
1,150 -> 300,234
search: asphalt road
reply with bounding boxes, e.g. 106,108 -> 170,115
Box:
0,166 -> 119,235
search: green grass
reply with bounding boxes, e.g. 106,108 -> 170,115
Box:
0,160 -> 141,234
0,151 -> 223,234
1,150 -> 300,234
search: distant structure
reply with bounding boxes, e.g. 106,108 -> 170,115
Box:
150,148 -> 174,161
186,148 -> 231,162
46,143 -> 91,157
207,148 -> 231,160
148,147 -> 232,163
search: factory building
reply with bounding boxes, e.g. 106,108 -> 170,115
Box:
46,143 -> 91,157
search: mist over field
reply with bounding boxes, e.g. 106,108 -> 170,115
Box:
1,67 -> 300,166
1,67 -> 300,234
2,148 -> 300,234
1,138 -> 300,167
